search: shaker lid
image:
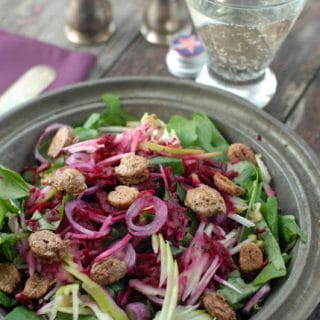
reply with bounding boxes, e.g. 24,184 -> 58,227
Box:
166,33 -> 207,78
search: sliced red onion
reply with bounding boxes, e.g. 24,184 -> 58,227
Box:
67,208 -> 113,239
34,123 -> 65,163
94,234 -> 133,263
62,138 -> 104,154
66,152 -> 95,170
65,200 -> 98,236
126,196 -> 168,237
125,302 -> 151,320
98,152 -> 134,166
113,243 -> 137,273
242,283 -> 271,314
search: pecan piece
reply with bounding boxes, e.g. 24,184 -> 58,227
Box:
228,143 -> 256,164
203,292 -> 236,320
239,242 -> 264,273
213,172 -> 245,196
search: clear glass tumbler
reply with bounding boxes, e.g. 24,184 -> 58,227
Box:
185,0 -> 306,108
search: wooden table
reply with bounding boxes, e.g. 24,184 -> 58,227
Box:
0,0 -> 319,318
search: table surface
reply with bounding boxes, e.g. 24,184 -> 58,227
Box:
0,0 -> 319,318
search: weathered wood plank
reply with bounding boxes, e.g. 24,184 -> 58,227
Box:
265,0 -> 320,120
286,69 -> 320,156
0,0 -> 144,78
107,35 -> 171,76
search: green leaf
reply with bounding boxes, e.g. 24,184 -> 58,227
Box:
278,215 -> 307,249
59,194 -> 70,220
0,291 -> 17,308
260,197 -> 279,240
176,182 -> 186,202
167,115 -> 197,147
166,112 -> 229,160
0,165 -> 31,200
232,161 -> 257,188
239,179 -> 260,241
73,127 -> 99,141
83,113 -> 101,129
5,306 -> 42,320
218,271 -> 260,310
0,233 -> 24,261
192,112 -> 229,149
100,94 -> 137,126
151,157 -> 184,175
30,211 -> 60,231
0,199 -> 19,230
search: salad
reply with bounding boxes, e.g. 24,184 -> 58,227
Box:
0,94 -> 306,320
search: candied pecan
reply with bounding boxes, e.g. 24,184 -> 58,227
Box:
228,143 -> 257,164
203,292 -> 236,320
47,126 -> 74,158
213,172 -> 245,196
239,242 -> 264,273
90,257 -> 128,285
22,273 -> 54,299
0,263 -> 21,294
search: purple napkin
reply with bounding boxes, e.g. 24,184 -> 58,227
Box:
0,30 -> 97,94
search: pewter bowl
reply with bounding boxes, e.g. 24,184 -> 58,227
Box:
0,77 -> 319,320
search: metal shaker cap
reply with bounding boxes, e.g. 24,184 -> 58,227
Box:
166,33 -> 207,78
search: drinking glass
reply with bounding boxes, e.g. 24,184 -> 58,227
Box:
185,0 -> 306,108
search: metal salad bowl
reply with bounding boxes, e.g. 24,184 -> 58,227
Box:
0,77 -> 319,320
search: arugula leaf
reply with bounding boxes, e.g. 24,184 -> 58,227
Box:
0,291 -> 17,308
0,165 -> 31,200
5,306 -> 42,320
100,94 -> 137,126
278,215 -> 307,250
260,197 -> 279,240
151,157 -> 184,175
167,116 -> 197,147
218,271 -> 260,310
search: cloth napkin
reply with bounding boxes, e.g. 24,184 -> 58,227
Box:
0,30 -> 97,94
